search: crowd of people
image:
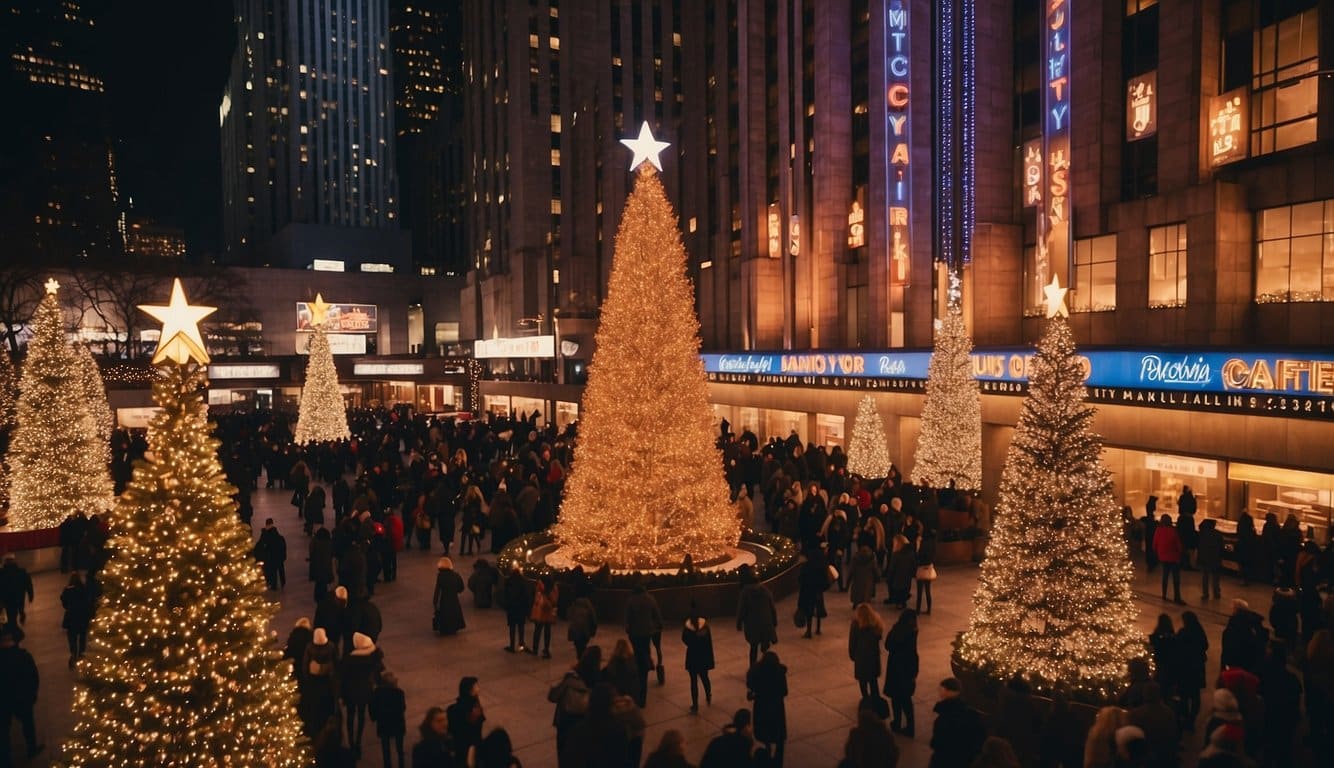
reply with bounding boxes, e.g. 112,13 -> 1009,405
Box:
2,407 -> 1334,768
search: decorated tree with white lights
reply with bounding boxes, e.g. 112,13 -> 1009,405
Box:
912,306 -> 981,490
74,341 -> 115,457
0,349 -> 15,525
62,279 -> 308,767
956,278 -> 1143,700
847,395 -> 892,480
8,282 -> 115,530
553,124 -> 739,569
294,294 -> 350,444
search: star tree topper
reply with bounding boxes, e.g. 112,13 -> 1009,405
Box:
138,278 -> 217,366
309,293 -> 332,327
45,277 -> 60,295
620,121 -> 670,173
1043,274 -> 1070,318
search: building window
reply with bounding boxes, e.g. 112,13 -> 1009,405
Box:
1256,200 -> 1334,303
1251,7 -> 1319,156
1148,223 -> 1187,308
1072,235 -> 1117,312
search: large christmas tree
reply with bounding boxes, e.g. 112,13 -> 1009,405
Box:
912,306 -> 981,490
62,278 -> 308,767
0,350 -> 15,525
74,341 -> 114,457
956,278 -> 1142,700
847,395 -> 892,480
554,124 -> 738,569
8,281 -> 115,530
294,294 -> 350,444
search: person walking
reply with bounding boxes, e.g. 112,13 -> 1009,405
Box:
844,702 -> 900,767
0,555 -> 34,632
1147,613 -> 1178,705
848,602 -> 885,700
885,534 -> 916,609
1197,519 -> 1224,601
299,627 -> 340,738
626,583 -> 664,705
254,518 -> 288,590
699,710 -> 756,768
547,661 -> 591,757
447,676 -> 486,762
432,557 -> 466,635
303,485 -> 326,535
915,529 -> 938,614
308,525 -> 335,603
848,542 -> 882,607
529,575 -> 559,658
502,565 -> 530,653
59,573 -> 94,669
884,609 -> 919,737
643,729 -> 692,768
797,547 -> 831,638
1176,486 -> 1198,569
368,670 -> 407,768
1152,515 -> 1185,604
747,650 -> 788,767
1175,611 -> 1208,732
681,601 -> 715,713
929,678 -> 985,768
603,638 -> 641,705
410,706 -> 453,768
736,566 -> 778,666
0,628 -> 42,761
565,588 -> 598,660
341,632 -> 385,757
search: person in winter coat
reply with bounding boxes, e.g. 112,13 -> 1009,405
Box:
625,583 -> 665,705
1196,518 -> 1224,600
797,547 -> 831,638
682,602 -> 716,712
914,529 -> 938,614
502,566 -> 530,653
369,670 -> 407,768
736,567 -> 778,665
603,637 -> 641,705
303,485 -> 326,535
547,664 -> 591,757
746,650 -> 788,767
530,575 -> 559,657
848,543 -> 882,607
612,688 -> 647,766
341,632 -> 386,755
308,526 -> 335,603
885,534 -> 916,609
699,710 -> 755,768
1037,691 -> 1085,768
432,557 -> 466,635
735,485 -> 755,529
558,682 -> 630,768
844,703 -> 899,768
1175,611 -> 1208,732
283,617 -> 314,681
996,675 -> 1040,766
59,573 -> 94,669
447,676 -> 486,760
411,706 -> 453,768
566,589 -> 598,660
884,609 -> 919,736
642,729 -> 692,768
0,628 -> 42,761
848,602 -> 885,699
315,586 -> 349,651
929,678 -> 985,768
820,507 -> 853,589
1176,486 -> 1198,568
468,558 -> 500,609
338,540 -> 369,601
1126,681 -> 1178,768
254,518 -> 288,590
1148,613 -> 1178,701
300,628 -> 340,737
1152,515 -> 1185,604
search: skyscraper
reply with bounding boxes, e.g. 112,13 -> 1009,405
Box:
220,0 -> 402,267
0,0 -> 120,265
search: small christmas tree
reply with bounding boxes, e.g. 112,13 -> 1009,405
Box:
554,123 -> 739,568
956,277 -> 1142,700
912,306 -> 982,490
0,347 -> 16,435
8,281 -> 115,530
294,294 -> 350,444
62,278 -> 308,767
74,341 -> 114,453
847,395 -> 892,480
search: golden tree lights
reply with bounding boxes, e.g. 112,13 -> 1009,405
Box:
294,294 -> 351,444
553,154 -> 739,569
61,282 -> 308,767
911,307 -> 981,490
957,279 -> 1143,700
75,341 -> 114,450
8,285 -> 115,530
847,395 -> 892,480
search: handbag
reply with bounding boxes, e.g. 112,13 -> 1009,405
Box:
793,607 -> 808,628
915,564 -> 938,581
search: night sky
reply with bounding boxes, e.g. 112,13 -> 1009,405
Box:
96,1 -> 235,260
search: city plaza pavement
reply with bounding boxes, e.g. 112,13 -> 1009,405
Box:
11,483 -> 1278,767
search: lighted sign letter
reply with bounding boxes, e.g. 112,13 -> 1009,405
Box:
884,0 -> 912,286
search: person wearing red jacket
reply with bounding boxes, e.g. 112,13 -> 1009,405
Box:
1152,514 -> 1185,604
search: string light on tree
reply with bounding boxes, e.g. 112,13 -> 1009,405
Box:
912,306 -> 981,490
956,276 -> 1143,700
553,128 -> 739,569
847,395 -> 892,480
74,342 -> 114,449
61,280 -> 308,767
7,281 -> 115,530
294,293 -> 351,444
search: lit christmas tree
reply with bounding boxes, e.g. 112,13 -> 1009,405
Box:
0,349 -> 15,524
956,277 -> 1142,700
62,278 -> 308,767
912,306 -> 981,490
8,280 -> 115,530
294,294 -> 350,444
74,342 -> 115,458
554,123 -> 739,569
847,395 -> 891,480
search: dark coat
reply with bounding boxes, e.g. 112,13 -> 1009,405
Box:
887,546 -> 916,596
433,568 -> 466,634
1197,521 -> 1225,570
283,625 -> 314,675
797,552 -> 830,619
848,623 -> 883,682
446,695 -> 485,757
848,547 -> 881,605
410,734 -> 454,768
313,596 -> 347,643
369,684 -> 407,738
746,658 -> 788,743
467,563 -> 500,609
1175,621 -> 1208,691
254,527 -> 287,564
340,647 -> 385,707
559,714 -> 630,768
883,624 -> 919,697
345,599 -> 383,643
503,572 -> 531,624
736,583 -> 778,645
566,596 -> 598,643
338,545 -> 369,600
309,530 -> 335,583
0,644 -> 39,705
928,696 -> 985,768
699,729 -> 754,768
603,656 -> 640,701
60,582 -> 94,632
682,618 -> 716,672
625,591 -> 664,639
844,722 -> 900,768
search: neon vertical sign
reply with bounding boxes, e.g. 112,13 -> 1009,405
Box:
886,0 -> 912,285
1042,0 -> 1072,287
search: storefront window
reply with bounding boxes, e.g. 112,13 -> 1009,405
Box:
764,409 -> 807,444
483,395 -> 511,418
555,401 -> 579,429
511,396 -> 547,425
1148,223 -> 1187,308
815,414 -> 845,448
1104,447 -> 1228,529
1250,8 -> 1318,157
417,385 -> 460,413
1255,200 -> 1334,303
1228,462 -> 1332,544
1072,235 -> 1117,312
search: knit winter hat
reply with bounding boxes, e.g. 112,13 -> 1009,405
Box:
1212,688 -> 1241,717
335,586 -> 348,600
295,617 -> 312,630
438,557 -> 454,570
312,628 -> 328,646
350,632 -> 375,656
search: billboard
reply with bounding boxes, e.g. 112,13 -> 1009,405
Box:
296,302 -> 378,333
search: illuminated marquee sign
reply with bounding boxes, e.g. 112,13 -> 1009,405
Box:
296,302 -> 379,333
207,363 -> 281,380
848,199 -> 866,248
1043,0 -> 1072,285
885,0 -> 912,285
767,204 -> 782,259
1209,88 -> 1248,167
1126,71 -> 1157,141
1022,138 -> 1043,208
789,215 -> 801,256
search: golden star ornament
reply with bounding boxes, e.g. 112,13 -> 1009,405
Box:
139,278 -> 217,365
309,293 -> 331,327
620,121 -> 671,173
44,277 -> 60,295
1043,274 -> 1070,319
